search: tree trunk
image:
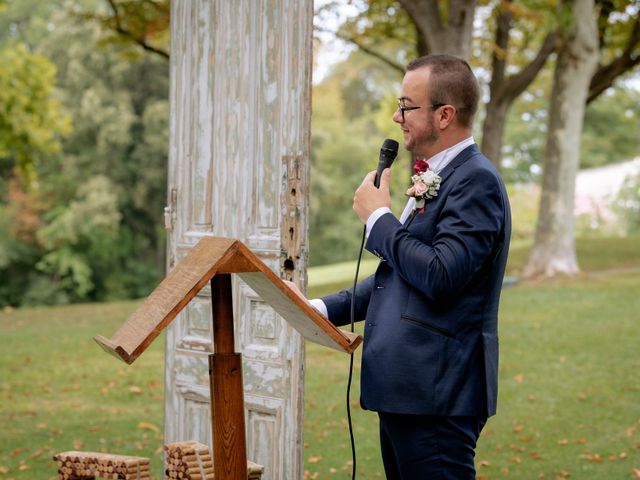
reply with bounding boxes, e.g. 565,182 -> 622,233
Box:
398,0 -> 477,60
522,0 -> 599,279
481,99 -> 509,168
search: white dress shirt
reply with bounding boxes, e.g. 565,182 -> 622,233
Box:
310,137 -> 476,318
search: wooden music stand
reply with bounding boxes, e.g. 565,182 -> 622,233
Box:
94,237 -> 362,480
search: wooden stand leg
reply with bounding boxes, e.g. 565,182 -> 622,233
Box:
209,274 -> 247,480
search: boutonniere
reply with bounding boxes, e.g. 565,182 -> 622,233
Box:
406,168 -> 441,213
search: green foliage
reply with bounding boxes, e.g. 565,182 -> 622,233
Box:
501,80 -> 640,182
81,0 -> 170,60
32,176 -> 121,303
581,86 -> 640,168
309,52 -> 408,266
0,1 -> 167,306
0,43 -> 72,184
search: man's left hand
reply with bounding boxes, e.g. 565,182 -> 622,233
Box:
353,168 -> 391,224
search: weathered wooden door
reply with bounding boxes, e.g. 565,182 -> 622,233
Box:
164,2 -> 312,479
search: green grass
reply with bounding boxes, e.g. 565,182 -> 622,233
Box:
1,237 -> 639,479
0,302 -> 164,479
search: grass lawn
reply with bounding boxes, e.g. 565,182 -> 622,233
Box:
1,237 -> 639,479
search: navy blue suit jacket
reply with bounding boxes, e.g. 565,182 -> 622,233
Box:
322,145 -> 511,417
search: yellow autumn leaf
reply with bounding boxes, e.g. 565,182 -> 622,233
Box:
137,421 -> 160,433
129,386 -> 143,394
307,455 -> 322,464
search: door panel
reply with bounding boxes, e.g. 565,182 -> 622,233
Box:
165,1 -> 312,479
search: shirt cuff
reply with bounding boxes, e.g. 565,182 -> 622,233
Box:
366,207 -> 392,236
309,298 -> 329,318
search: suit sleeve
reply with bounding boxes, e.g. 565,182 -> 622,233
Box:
365,168 -> 505,302
320,274 -> 375,327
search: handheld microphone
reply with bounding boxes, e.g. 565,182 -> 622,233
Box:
374,139 -> 399,188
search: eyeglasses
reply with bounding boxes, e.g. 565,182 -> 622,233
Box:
397,99 -> 446,122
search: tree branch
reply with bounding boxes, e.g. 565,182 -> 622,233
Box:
587,14 -> 640,103
106,0 -> 169,60
397,0 -> 444,49
489,0 -> 514,96
314,25 -> 405,73
496,31 -> 558,104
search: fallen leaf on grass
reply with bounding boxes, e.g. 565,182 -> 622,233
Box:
530,451 -> 544,460
129,386 -> 143,394
558,439 -> 569,445
308,455 -> 322,464
9,448 -> 20,457
514,374 -> 524,384
137,421 -> 159,433
580,453 -> 603,463
146,380 -> 161,389
0,466 -> 9,473
619,452 -> 628,459
73,439 -> 84,449
18,461 -> 29,471
29,450 -> 43,459
477,460 -> 490,468
632,467 -> 640,479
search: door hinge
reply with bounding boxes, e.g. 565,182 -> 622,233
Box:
164,188 -> 177,231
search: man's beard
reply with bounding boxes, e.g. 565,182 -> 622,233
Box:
406,118 -> 439,156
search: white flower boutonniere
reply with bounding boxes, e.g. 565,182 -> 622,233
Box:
406,169 -> 441,211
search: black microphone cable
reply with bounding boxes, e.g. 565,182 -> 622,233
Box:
346,223 -> 367,480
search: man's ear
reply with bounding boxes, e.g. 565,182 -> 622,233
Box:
438,105 -> 457,129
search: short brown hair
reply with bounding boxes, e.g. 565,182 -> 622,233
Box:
406,54 -> 479,128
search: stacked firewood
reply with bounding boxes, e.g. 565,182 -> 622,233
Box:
164,441 -> 213,479
52,451 -> 150,479
164,441 -> 264,480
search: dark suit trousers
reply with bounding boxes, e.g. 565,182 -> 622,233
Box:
378,412 -> 487,479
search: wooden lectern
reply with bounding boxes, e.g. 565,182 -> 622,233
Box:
94,237 -> 362,480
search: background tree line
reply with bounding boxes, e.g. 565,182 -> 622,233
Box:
0,0 -> 638,307
0,0 -> 168,306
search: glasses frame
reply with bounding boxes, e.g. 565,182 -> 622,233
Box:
397,99 -> 446,122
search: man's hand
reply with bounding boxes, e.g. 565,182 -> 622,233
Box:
353,168 -> 392,224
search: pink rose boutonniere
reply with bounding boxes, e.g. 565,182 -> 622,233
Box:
406,158 -> 441,214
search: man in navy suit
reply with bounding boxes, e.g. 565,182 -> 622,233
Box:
303,54 -> 511,479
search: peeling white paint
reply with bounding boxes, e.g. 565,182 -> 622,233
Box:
165,1 -> 312,478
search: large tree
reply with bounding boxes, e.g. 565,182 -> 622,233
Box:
522,0 -> 600,278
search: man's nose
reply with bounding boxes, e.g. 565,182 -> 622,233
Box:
392,108 -> 403,124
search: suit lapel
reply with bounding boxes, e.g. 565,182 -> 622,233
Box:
403,145 -> 480,227
437,144 -> 480,184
